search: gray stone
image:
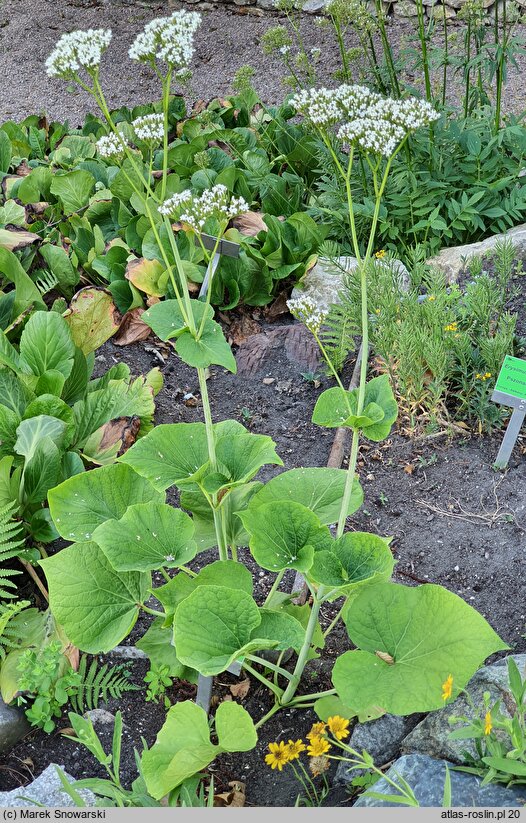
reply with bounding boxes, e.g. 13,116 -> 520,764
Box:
0,701 -> 30,754
0,764 -> 95,808
427,222 -> 526,281
354,753 -> 526,807
336,714 -> 407,785
257,0 -> 277,8
402,655 -> 526,764
302,0 -> 328,12
394,0 -> 419,15
427,3 -> 456,17
85,708 -> 116,726
290,255 -> 409,314
108,644 -> 147,660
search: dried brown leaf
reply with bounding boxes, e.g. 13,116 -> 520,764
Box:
113,308 -> 151,346
227,314 -> 262,346
229,677 -> 250,699
231,211 -> 268,237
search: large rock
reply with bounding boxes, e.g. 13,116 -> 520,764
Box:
335,714 -> 407,785
402,655 -> 526,764
427,223 -> 526,282
0,701 -> 30,754
0,764 -> 95,807
354,753 -> 526,807
290,255 -> 409,314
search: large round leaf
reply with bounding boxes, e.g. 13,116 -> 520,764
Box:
174,585 -> 261,675
308,531 -> 394,594
156,559 -> 253,617
92,502 -> 197,572
249,467 -> 363,524
48,463 -> 164,542
40,542 -> 149,653
332,582 -> 509,716
239,500 -> 332,572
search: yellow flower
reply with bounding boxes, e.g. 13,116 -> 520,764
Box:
484,372 -> 491,379
285,739 -> 306,761
375,249 -> 386,259
307,735 -> 331,757
309,755 -> 330,777
307,722 -> 327,740
428,295 -> 436,301
374,308 -> 381,314
442,674 -> 453,701
265,741 -> 290,771
327,715 -> 350,741
484,711 -> 492,736
444,322 -> 458,332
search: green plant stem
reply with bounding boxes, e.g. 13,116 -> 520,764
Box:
245,654 -> 293,679
254,701 -> 282,730
280,586 -> 325,705
197,368 -> 229,562
141,604 -> 166,617
263,569 -> 286,606
243,662 -> 284,700
288,688 -> 337,704
416,0 -> 432,102
161,70 -> 172,201
442,1 -> 449,107
323,602 -> 346,638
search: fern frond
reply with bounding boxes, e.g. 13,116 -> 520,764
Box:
0,502 -> 25,599
320,300 -> 359,373
69,655 -> 139,714
0,599 -> 31,660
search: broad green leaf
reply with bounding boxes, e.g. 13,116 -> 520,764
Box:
23,437 -> 62,505
0,330 -> 22,372
155,560 -> 254,617
312,375 -> 398,441
0,405 -> 20,458
120,420 -> 246,492
252,609 -> 305,653
15,415 -> 66,461
40,244 -> 79,290
23,395 -> 75,445
0,371 -> 32,415
92,503 -> 197,572
181,482 -> 262,551
0,248 -> 45,316
249,467 -> 363,524
481,758 -> 526,777
50,170 -> 95,213
19,311 -> 75,378
136,618 -> 198,682
314,695 -> 357,723
73,377 -> 155,448
176,318 -> 236,373
142,299 -> 213,342
239,500 -> 332,573
0,130 -> 11,173
0,200 -> 25,226
126,258 -> 167,297
308,532 -> 394,594
40,542 -> 149,653
215,701 -> 257,753
212,432 -> 283,489
35,370 -> 66,398
63,288 -> 120,355
332,582 -> 509,716
140,702 -> 218,799
0,228 -> 39,252
174,585 -> 261,675
48,463 -> 164,542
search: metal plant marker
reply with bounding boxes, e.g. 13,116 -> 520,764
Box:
197,232 -> 240,299
491,355 -> 526,469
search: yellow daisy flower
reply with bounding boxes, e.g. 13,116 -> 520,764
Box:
265,741 -> 290,771
442,674 -> 453,701
327,715 -> 350,741
307,722 -> 327,740
484,711 -> 492,736
285,739 -> 306,761
375,249 -> 386,259
307,735 -> 331,757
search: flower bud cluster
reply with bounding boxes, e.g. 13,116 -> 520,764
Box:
128,10 -> 201,69
287,295 -> 328,334
132,113 -> 165,143
96,132 -> 126,161
292,84 -> 439,156
159,184 -> 249,232
46,29 -> 112,78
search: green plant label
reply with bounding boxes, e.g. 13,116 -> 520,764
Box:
494,355 -> 526,403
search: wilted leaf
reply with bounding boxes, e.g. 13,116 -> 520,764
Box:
0,228 -> 40,252
64,287 -> 120,355
82,416 -> 142,465
231,211 -> 268,236
227,314 -> 261,345
214,781 -> 246,807
229,678 -> 250,699
114,308 -> 151,346
126,257 -> 167,297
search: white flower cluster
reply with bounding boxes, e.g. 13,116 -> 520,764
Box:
287,295 -> 328,335
96,132 -> 126,161
159,184 -> 249,232
46,29 -> 112,78
291,84 -> 439,157
128,10 -> 201,69
132,113 -> 165,143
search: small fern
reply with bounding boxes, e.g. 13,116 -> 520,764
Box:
69,655 -> 139,714
316,254 -> 361,373
0,502 -> 25,599
0,599 -> 31,660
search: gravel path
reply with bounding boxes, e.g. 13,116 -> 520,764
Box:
1,0 -> 526,124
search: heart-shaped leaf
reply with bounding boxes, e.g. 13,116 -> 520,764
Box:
40,542 -> 149,653
248,467 -> 363,524
176,318 -> 236,373
92,502 -> 197,572
155,560 -> 253,617
142,298 -> 213,341
239,500 -> 332,572
213,432 -> 283,489
48,463 -> 164,542
332,582 -> 509,716
312,375 -> 397,442
308,531 -> 394,594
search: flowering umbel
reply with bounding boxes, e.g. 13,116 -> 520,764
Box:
159,184 -> 249,232
46,29 -> 112,78
287,296 -> 328,335
132,113 -> 165,143
128,10 -> 201,70
96,132 -> 126,161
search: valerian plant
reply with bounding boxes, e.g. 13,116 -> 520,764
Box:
38,20 -> 508,793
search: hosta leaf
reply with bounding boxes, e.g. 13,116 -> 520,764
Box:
40,542 -> 149,653
248,467 -> 363,524
92,503 -> 197,572
48,463 -> 164,542
120,420 -> 245,492
239,500 -> 332,572
332,582 -> 509,716
63,288 -> 120,355
19,311 -> 75,378
308,531 -> 394,594
174,585 -> 261,675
